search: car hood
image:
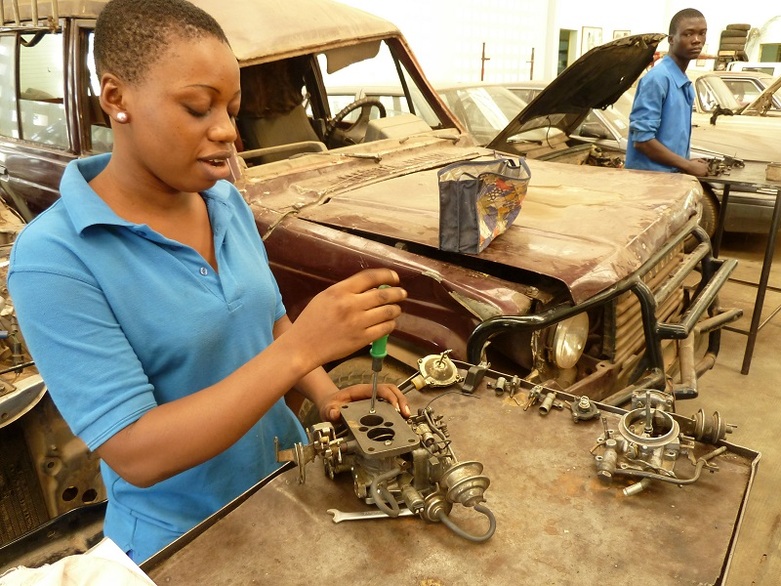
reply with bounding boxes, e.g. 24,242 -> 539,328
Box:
242,137 -> 701,304
487,33 -> 666,150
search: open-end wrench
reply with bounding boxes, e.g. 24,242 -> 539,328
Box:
327,508 -> 415,524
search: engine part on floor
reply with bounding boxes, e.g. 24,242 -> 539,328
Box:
591,401 -> 730,496
522,380 -> 564,414
276,398 -> 495,542
707,154 -> 745,177
461,360 -> 490,394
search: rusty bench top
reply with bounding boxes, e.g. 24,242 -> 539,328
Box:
144,373 -> 758,585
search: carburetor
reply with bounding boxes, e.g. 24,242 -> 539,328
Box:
591,396 -> 733,496
276,397 -> 496,542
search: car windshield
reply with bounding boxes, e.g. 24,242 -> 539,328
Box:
722,78 -> 767,106
316,40 -> 442,127
599,92 -> 633,139
436,85 -> 526,145
231,37 -> 462,166
735,75 -> 781,111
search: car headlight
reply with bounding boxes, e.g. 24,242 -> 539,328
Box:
550,313 -> 589,369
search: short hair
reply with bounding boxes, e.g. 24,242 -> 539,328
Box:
669,8 -> 705,36
94,0 -> 230,84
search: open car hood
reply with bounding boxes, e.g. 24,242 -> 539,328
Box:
487,33 -> 666,150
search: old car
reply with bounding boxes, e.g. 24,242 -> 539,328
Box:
696,70 -> 781,109
505,74 -> 781,235
0,0 -> 739,566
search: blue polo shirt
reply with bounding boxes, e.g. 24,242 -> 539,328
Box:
8,153 -> 306,562
625,55 -> 695,172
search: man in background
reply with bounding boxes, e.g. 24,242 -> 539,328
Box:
625,8 -> 710,177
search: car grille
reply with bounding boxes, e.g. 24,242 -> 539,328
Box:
606,243 -> 687,365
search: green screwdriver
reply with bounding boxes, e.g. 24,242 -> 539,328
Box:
369,285 -> 390,414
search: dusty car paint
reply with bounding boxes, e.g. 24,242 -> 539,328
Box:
262,142 -> 703,303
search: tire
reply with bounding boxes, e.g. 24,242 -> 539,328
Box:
719,40 -> 747,50
699,191 -> 719,240
296,356 -> 414,429
720,29 -> 748,39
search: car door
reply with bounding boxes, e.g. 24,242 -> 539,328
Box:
0,20 -> 110,220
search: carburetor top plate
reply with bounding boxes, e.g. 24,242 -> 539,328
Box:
339,399 -> 421,459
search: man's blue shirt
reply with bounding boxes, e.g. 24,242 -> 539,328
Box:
625,55 -> 695,172
8,154 -> 306,562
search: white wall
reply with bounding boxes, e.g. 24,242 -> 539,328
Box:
335,0 -> 779,81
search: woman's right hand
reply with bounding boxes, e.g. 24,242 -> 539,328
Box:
288,268 -> 407,367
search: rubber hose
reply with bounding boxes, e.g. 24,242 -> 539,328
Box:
369,467 -> 402,517
437,503 -> 496,542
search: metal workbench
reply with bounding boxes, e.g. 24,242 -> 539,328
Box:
707,160 -> 781,375
143,370 -> 758,585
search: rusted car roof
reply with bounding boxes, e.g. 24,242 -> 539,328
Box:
5,0 -> 401,64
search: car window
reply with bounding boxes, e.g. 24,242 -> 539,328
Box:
18,32 -> 68,149
0,36 -> 19,139
722,79 -> 763,106
318,41 -> 442,128
693,76 -> 741,113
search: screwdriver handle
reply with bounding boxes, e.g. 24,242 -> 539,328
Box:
370,285 -> 391,367
370,335 -> 388,362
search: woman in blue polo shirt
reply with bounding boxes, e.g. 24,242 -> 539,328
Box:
7,0 -> 409,563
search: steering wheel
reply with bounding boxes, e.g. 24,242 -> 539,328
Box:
324,97 -> 387,147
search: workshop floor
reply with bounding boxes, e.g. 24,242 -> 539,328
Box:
688,231 -> 781,586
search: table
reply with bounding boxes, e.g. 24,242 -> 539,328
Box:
142,370 -> 758,585
706,160 -> 781,375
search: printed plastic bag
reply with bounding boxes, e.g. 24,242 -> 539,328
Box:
438,156 -> 531,253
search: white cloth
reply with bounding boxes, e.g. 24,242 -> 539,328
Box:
0,538 -> 155,586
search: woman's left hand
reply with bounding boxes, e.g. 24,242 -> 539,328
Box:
317,383 -> 411,422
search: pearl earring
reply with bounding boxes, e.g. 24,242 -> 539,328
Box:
116,111 -> 129,123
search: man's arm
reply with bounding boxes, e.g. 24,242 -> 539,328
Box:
633,138 -> 710,177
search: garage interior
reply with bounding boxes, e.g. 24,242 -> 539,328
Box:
1,1 -> 780,584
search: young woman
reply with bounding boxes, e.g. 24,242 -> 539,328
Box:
8,0 -> 408,563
